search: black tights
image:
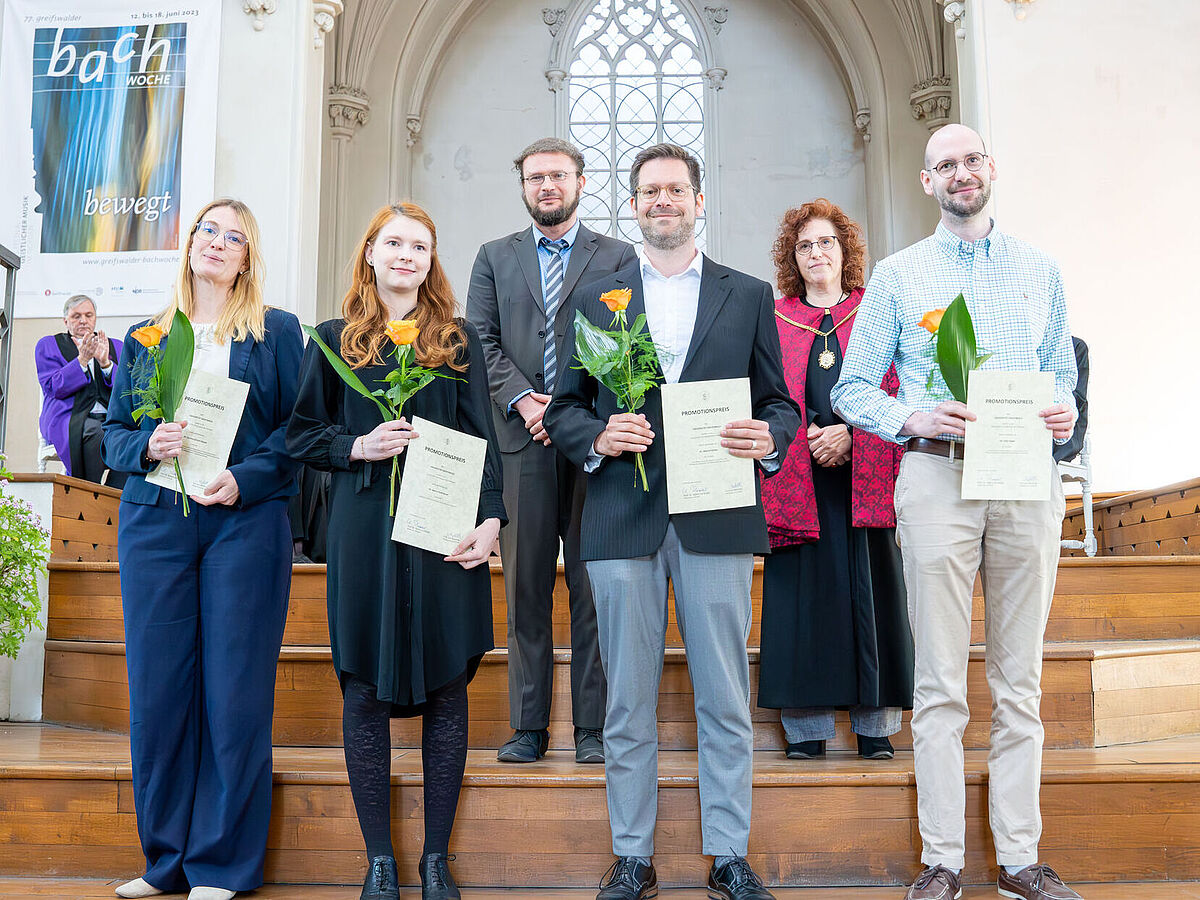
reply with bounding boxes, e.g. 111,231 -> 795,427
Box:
341,672 -> 469,861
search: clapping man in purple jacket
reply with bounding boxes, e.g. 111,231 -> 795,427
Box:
34,294 -> 127,487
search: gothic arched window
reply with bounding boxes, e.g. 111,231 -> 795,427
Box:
565,0 -> 709,248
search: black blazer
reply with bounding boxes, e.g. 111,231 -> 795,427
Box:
1053,336 -> 1089,463
466,223 -> 637,452
544,256 -> 801,561
102,306 -> 304,508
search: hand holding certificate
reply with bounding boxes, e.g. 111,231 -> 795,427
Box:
661,377 -> 757,514
961,370 -> 1053,500
146,369 -> 250,497
391,415 -> 489,555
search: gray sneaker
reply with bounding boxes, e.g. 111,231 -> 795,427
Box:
904,865 -> 961,900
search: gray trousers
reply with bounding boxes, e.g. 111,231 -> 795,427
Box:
782,706 -> 902,742
586,522 -> 755,857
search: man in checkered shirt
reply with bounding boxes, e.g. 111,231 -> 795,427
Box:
832,124 -> 1082,900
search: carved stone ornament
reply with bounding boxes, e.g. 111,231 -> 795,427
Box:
855,108 -> 871,143
243,0 -> 277,32
406,115 -> 423,149
544,67 -> 568,93
910,75 -> 952,131
704,6 -> 729,34
704,66 -> 728,90
542,8 -> 568,37
313,0 -> 344,50
942,1 -> 967,40
328,86 -> 370,139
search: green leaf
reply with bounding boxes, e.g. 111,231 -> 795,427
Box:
936,293 -> 976,403
303,325 -> 393,420
159,309 -> 195,422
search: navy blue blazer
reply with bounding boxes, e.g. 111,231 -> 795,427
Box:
103,306 -> 304,508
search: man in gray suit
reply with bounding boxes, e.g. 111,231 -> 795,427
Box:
467,137 -> 637,764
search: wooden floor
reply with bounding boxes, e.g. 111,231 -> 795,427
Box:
2,880 -> 1199,899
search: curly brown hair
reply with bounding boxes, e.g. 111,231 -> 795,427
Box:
771,198 -> 866,299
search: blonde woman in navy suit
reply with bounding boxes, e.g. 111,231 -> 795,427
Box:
103,199 -> 303,900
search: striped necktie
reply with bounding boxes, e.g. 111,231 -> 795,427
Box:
540,237 -> 568,392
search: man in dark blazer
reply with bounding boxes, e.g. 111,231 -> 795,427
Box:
467,137 -> 637,764
544,144 -> 800,900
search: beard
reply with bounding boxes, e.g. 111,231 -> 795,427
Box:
938,176 -> 992,218
640,212 -> 694,251
525,190 -> 581,227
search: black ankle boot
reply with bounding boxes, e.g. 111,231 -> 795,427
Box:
419,853 -> 461,900
360,855 -> 399,900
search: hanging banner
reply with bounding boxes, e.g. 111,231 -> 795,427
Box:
0,1 -> 220,317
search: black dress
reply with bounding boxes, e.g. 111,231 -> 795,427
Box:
286,319 -> 507,714
757,306 -> 913,711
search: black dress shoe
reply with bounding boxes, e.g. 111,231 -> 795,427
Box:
497,729 -> 549,762
597,857 -> 657,900
419,853 -> 460,900
707,856 -> 776,900
784,739 -> 825,759
360,855 -> 399,900
857,735 -> 895,760
575,727 -> 605,763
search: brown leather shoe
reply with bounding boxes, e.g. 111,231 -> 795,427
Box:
998,864 -> 1083,899
904,865 -> 961,899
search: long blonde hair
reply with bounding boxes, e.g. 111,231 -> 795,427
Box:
154,198 -> 267,343
340,203 -> 465,371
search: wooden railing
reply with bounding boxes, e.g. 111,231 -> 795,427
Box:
1062,476 -> 1200,557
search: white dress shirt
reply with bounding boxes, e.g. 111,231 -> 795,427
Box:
637,244 -> 703,384
192,323 -> 232,377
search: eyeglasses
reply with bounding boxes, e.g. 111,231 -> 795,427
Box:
927,152 -> 989,179
795,236 -> 838,256
634,183 -> 694,202
193,221 -> 248,249
522,171 -> 578,185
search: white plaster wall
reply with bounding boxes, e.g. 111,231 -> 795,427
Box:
963,0 -> 1200,490
391,0 -> 892,297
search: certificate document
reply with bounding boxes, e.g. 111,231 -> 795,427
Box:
961,369 -> 1054,501
391,415 -> 488,555
146,370 -> 249,495
661,377 -> 756,515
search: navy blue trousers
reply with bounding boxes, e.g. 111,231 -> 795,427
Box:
118,493 -> 291,892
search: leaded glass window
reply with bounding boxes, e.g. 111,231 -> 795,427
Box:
567,0 -> 708,248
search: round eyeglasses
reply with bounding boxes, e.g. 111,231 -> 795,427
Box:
928,153 -> 989,179
193,221 -> 248,250
795,236 -> 837,257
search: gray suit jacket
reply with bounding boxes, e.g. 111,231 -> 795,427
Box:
466,223 -> 638,452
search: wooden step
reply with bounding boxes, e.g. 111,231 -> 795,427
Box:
2,724 -> 1198,888
40,639 -> 1200,751
3,880 -> 1199,898
46,556 -> 1200,649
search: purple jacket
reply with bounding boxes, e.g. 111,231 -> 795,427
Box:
35,333 -> 121,476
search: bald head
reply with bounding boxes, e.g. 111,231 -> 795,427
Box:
924,124 -> 987,169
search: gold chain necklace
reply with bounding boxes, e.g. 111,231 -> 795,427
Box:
775,296 -> 860,369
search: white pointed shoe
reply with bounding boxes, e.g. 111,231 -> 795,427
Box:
114,878 -> 163,899
187,889 -> 235,900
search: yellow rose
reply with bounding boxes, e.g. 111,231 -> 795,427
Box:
599,287 -> 632,313
385,319 -> 419,346
131,324 -> 165,347
918,308 -> 946,334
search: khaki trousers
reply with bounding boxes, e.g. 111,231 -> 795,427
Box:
894,451 -> 1065,870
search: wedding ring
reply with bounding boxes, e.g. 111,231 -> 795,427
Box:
751,440 -> 758,451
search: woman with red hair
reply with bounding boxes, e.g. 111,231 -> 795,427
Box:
758,199 -> 913,760
287,203 -> 505,900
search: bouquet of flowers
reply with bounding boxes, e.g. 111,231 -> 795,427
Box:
571,288 -> 663,491
128,310 -> 195,515
919,292 -> 991,402
303,319 -> 461,514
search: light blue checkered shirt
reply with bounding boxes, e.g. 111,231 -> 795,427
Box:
831,221 -> 1077,444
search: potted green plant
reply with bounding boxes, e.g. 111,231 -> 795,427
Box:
0,456 -> 50,661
